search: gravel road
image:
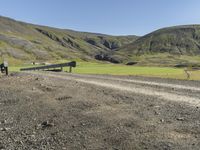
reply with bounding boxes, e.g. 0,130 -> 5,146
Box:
0,72 -> 200,150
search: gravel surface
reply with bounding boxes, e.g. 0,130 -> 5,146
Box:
0,72 -> 200,150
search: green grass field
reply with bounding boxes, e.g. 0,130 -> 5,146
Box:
8,61 -> 200,81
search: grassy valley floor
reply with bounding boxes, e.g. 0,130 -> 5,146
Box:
8,61 -> 200,80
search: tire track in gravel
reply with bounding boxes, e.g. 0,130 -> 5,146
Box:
27,72 -> 200,107
64,74 -> 200,92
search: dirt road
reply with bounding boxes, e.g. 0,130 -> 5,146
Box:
0,72 -> 200,149
31,72 -> 200,107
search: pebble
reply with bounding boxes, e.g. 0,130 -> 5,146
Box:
80,123 -> 86,126
0,127 -> 10,132
154,105 -> 160,108
154,111 -> 160,115
38,121 -> 54,129
160,119 -> 164,123
177,117 -> 185,121
0,120 -> 6,124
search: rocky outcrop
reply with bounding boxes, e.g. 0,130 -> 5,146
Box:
102,40 -> 120,50
95,54 -> 121,63
63,37 -> 80,48
126,62 -> 138,65
36,28 -> 60,42
36,28 -> 81,49
85,37 -> 121,50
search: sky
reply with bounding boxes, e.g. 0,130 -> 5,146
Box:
0,0 -> 200,36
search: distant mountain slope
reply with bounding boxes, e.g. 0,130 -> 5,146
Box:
118,25 -> 200,55
1,16 -> 200,66
0,16 -> 138,62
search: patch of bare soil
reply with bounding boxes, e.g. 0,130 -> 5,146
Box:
0,72 -> 200,150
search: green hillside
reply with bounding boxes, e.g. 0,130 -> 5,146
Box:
0,16 -> 138,64
117,25 -> 200,66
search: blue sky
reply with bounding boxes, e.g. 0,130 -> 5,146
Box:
0,0 -> 200,36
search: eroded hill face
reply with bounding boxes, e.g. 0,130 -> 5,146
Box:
0,16 -> 138,63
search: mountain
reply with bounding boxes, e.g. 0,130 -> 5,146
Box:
0,16 -> 200,66
118,25 -> 200,55
0,16 -> 138,63
117,25 -> 200,66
